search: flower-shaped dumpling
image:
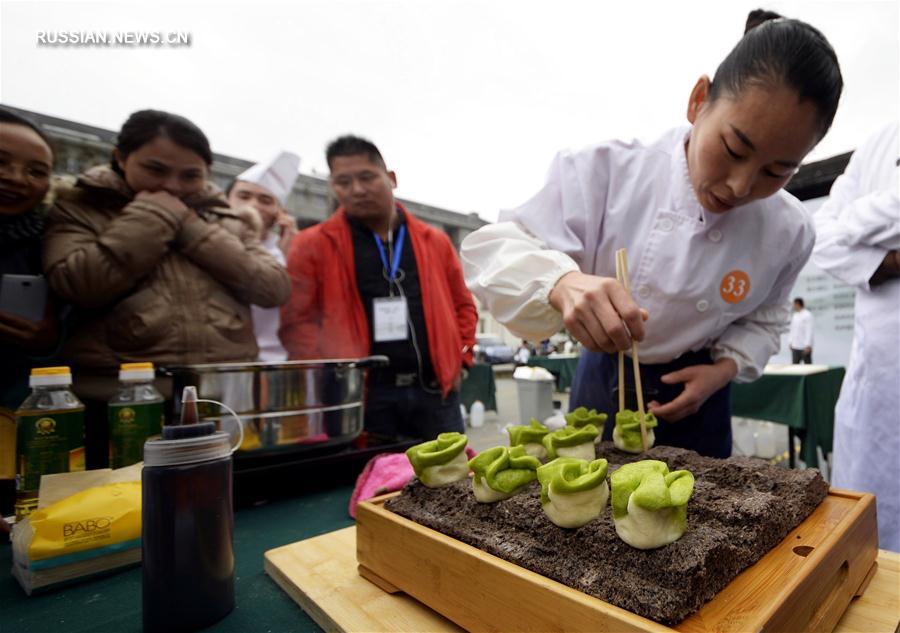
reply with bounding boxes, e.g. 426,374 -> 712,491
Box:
612,410 -> 658,453
468,445 -> 541,503
565,406 -> 608,430
610,460 -> 694,549
536,457 -> 609,528
507,418 -> 550,460
542,424 -> 599,461
406,432 -> 469,488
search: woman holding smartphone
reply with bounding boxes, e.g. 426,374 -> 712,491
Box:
0,107 -> 61,518
0,109 -> 61,391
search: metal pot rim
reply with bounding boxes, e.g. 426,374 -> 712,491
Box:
159,355 -> 389,374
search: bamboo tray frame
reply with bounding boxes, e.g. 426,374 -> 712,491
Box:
355,488 -> 879,633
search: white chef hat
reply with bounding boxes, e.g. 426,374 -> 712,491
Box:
235,150 -> 300,206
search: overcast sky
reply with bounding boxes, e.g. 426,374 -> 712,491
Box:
2,0 -> 897,220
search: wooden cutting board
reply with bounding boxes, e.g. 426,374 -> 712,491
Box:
264,525 -> 898,633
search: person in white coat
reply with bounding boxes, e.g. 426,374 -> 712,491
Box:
788,297 -> 815,363
227,150 -> 300,361
812,122 -> 899,552
462,10 -> 843,457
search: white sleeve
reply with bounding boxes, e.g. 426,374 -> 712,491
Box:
462,147 -> 609,342
712,304 -> 790,382
461,221 -> 579,341
712,230 -> 814,382
499,149 -> 599,270
812,132 -> 899,290
840,191 -> 900,250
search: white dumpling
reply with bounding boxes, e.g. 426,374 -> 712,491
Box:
421,451 -> 469,487
543,481 -> 609,529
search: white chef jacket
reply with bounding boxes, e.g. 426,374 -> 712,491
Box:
812,122 -> 900,552
461,127 -> 815,382
252,231 -> 289,362
788,308 -> 814,350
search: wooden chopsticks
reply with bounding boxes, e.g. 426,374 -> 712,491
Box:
615,248 -> 648,452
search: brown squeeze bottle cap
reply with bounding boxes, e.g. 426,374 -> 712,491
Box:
144,386 -> 230,466
163,385 -> 216,439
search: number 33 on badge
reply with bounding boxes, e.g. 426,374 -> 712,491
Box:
720,270 -> 750,304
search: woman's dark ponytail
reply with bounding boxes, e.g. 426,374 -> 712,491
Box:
710,9 -> 843,137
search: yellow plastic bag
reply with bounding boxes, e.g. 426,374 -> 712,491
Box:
27,481 -> 142,562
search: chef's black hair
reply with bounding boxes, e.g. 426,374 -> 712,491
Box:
111,109 -> 212,175
709,9 -> 843,137
326,135 -> 387,171
793,297 -> 805,307
0,107 -> 54,155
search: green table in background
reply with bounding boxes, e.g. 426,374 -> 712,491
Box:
528,354 -> 580,392
460,363 -> 497,412
0,486 -> 353,633
731,365 -> 845,469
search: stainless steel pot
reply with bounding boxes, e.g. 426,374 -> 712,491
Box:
160,356 -> 388,454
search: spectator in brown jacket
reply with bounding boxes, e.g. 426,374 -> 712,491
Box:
43,109 -> 291,467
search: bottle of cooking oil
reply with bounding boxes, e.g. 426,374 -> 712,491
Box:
109,362 -> 164,469
15,366 -> 85,521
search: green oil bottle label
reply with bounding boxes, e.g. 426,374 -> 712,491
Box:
109,402 -> 163,468
15,409 -> 85,492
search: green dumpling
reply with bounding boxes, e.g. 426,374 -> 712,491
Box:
406,432 -> 469,488
610,460 -> 694,549
536,457 -> 609,528
565,406 -> 608,430
542,424 -> 599,461
468,445 -> 541,503
612,410 -> 658,453
507,418 -> 550,460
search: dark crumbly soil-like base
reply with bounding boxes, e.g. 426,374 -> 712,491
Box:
384,443 -> 828,625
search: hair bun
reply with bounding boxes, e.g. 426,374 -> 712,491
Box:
745,9 -> 783,34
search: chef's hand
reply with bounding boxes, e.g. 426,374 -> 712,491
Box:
648,358 -> 737,422
549,271 -> 648,353
275,212 -> 298,255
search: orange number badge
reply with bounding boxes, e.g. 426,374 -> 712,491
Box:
720,270 -> 750,304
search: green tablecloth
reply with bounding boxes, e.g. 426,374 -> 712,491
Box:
528,355 -> 579,392
460,363 -> 497,411
731,367 -> 845,468
1,486 -> 354,633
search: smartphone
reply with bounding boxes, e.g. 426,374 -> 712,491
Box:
0,274 -> 48,323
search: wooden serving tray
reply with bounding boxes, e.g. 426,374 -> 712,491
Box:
354,489 -> 879,633
264,527 -> 899,633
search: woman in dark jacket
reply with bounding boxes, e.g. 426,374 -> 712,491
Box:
0,108 -> 60,516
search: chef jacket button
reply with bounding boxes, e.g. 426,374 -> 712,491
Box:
638,286 -> 651,299
708,229 -> 723,242
696,299 -> 709,312
658,218 -> 674,232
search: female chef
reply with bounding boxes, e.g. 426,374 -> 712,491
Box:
461,10 -> 843,457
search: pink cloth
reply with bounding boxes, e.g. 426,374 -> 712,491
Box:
298,433 -> 329,444
349,447 -> 477,518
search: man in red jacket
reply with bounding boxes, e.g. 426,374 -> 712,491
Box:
279,135 -> 477,440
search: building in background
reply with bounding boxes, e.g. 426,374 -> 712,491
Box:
5,105 -> 487,250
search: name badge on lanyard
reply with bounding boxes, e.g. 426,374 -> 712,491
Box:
373,225 -> 409,342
